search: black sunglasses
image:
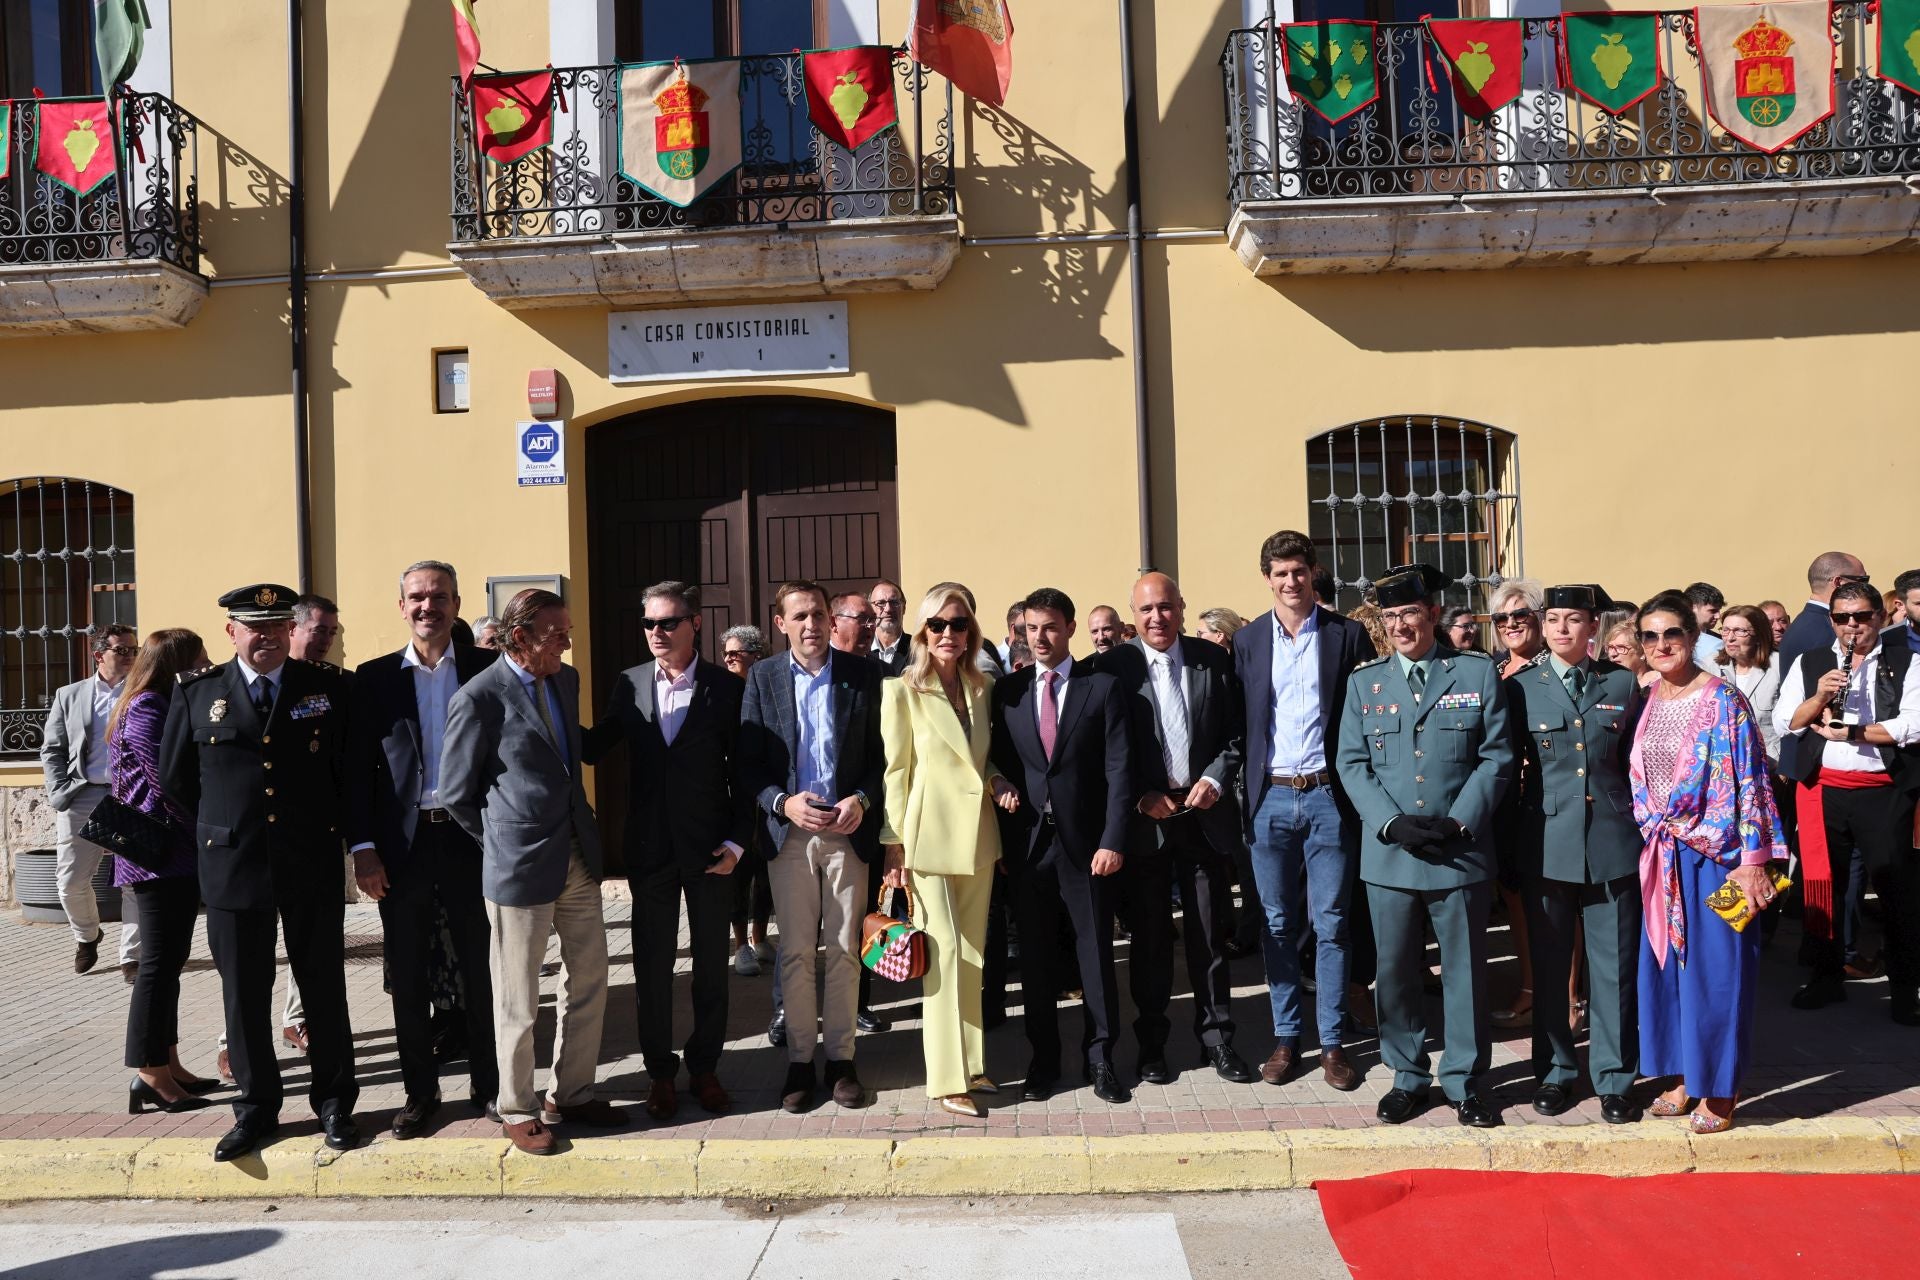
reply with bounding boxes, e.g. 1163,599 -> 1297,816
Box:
924,616 -> 972,636
1831,610 -> 1882,626
1490,610 -> 1536,626
640,615 -> 690,633
1638,626 -> 1689,646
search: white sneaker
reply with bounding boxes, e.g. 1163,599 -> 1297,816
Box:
734,944 -> 760,976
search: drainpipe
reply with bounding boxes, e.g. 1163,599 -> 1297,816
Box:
288,0 -> 312,592
1118,0 -> 1152,575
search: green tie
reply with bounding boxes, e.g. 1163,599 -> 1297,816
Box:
1565,665 -> 1586,702
1408,663 -> 1426,699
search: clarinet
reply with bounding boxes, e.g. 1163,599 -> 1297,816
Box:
1828,642 -> 1857,729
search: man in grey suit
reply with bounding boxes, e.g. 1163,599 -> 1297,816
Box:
441,588 -> 615,1155
1334,564 -> 1512,1128
40,624 -> 141,976
1503,585 -> 1643,1125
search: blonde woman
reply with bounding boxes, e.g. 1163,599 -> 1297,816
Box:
1196,607 -> 1246,649
879,585 -> 1019,1117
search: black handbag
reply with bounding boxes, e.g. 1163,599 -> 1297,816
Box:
77,793 -> 176,875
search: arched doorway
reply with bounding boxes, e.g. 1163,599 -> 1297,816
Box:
585,396 -> 900,868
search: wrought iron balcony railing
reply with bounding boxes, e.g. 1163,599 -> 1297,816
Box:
1221,2 -> 1920,205
451,50 -> 956,243
0,90 -> 200,272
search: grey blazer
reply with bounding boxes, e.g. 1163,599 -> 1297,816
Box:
440,657 -> 602,907
40,674 -> 111,811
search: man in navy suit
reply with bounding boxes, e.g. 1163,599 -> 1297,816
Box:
1232,531 -> 1374,1092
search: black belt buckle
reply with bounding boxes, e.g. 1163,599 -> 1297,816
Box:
422,807 -> 450,824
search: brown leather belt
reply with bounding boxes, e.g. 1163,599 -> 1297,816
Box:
420,807 -> 453,824
1269,771 -> 1331,791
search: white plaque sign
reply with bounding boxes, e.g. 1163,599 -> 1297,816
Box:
608,301 -> 849,383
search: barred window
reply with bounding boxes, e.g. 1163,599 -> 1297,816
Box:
0,478 -> 135,759
1307,417 -> 1521,615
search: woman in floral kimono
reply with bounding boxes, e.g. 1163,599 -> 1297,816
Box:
1630,592 -> 1788,1134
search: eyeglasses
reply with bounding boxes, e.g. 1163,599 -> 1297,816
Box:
1718,627 -> 1754,640
721,649 -> 757,663
1490,610 -> 1537,627
834,612 -> 877,628
1605,643 -> 1635,657
1379,607 -> 1429,626
639,616 -> 689,633
105,645 -> 138,657
924,616 -> 972,636
1638,627 -> 1689,646
1831,610 -> 1882,626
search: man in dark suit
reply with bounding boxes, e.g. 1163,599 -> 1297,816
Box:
991,587 -> 1134,1104
1231,530 -> 1374,1091
346,560 -> 499,1140
160,583 -> 358,1162
583,580 -> 747,1120
870,579 -> 911,677
1092,572 -> 1257,1085
737,580 -> 886,1113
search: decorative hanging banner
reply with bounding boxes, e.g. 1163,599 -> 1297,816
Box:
1559,12 -> 1663,115
619,59 -> 743,208
0,103 -> 10,182
1876,0 -> 1920,97
471,69 -> 553,164
1695,2 -> 1835,153
1423,18 -> 1527,120
1280,21 -> 1380,124
804,46 -> 899,150
910,0 -> 1014,107
450,0 -> 482,92
35,100 -> 117,194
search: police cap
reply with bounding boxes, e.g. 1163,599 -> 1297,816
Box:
220,583 -> 298,624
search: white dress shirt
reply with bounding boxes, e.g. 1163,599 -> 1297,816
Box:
1775,640 -> 1920,772
1143,642 -> 1218,799
235,655 -> 282,704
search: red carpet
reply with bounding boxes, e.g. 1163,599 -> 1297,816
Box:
1315,1169 -> 1920,1278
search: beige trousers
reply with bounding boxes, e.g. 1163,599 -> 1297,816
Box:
768,829 -> 863,1063
486,852 -> 608,1124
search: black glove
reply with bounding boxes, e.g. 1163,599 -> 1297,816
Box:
1385,816 -> 1440,853
1417,816 -> 1465,843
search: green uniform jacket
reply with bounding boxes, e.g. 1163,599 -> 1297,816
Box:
1334,648 -> 1513,891
1501,656 -> 1642,885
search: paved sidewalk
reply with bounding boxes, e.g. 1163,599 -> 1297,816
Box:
2,892 -> 1917,1149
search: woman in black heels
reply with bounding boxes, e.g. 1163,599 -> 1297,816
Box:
108,629 -> 220,1114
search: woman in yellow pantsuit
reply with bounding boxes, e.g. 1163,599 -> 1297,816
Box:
880,584 -> 1019,1118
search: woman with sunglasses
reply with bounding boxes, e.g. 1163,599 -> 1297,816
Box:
878,585 -> 1020,1117
1487,580 -> 1547,1026
1631,592 -> 1788,1133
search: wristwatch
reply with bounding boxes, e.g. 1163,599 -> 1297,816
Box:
1848,724 -> 1865,743
773,792 -> 790,816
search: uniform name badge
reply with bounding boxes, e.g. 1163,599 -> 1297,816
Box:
289,694 -> 331,720
208,698 -> 228,722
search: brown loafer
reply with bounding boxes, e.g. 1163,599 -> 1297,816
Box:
539,1094 -> 625,1127
644,1077 -> 678,1121
827,1061 -> 865,1109
1260,1044 -> 1296,1086
503,1118 -> 555,1155
1320,1045 -> 1360,1091
690,1071 -> 731,1114
281,1024 -> 310,1054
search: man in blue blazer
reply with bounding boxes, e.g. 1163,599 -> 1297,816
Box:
1232,530 -> 1374,1093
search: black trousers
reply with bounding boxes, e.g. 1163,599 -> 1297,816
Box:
1163,816 -> 1238,1049
1809,785 -> 1907,980
1115,848 -> 1174,1057
631,859 -> 732,1079
206,888 -> 357,1129
1009,822 -> 1119,1073
730,840 -> 774,932
124,875 -> 200,1069
381,818 -> 496,1102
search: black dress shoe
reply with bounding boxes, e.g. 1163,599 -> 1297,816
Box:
1089,1063 -> 1131,1105
1376,1088 -> 1426,1125
127,1076 -> 208,1115
1022,1063 -> 1058,1102
212,1122 -> 278,1163
1600,1093 -> 1642,1124
1225,935 -> 1259,960
1138,1056 -> 1172,1085
470,1095 -> 502,1123
177,1077 -> 223,1097
856,1007 -> 890,1033
392,1096 -> 440,1140
1531,1082 -> 1576,1116
1791,978 -> 1847,1010
767,1009 -> 788,1047
1205,1045 -> 1258,1084
1448,1094 -> 1500,1128
321,1113 -> 360,1152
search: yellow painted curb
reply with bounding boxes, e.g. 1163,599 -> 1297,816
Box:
0,1139 -> 144,1202
699,1138 -> 891,1198
502,1139 -> 700,1198
1289,1126 -> 1492,1185
1687,1117 -> 1904,1175
1087,1131 -> 1289,1193
1878,1115 -> 1920,1173
129,1136 -> 322,1199
1487,1123 -> 1695,1177
889,1136 -> 1091,1196
316,1138 -> 507,1197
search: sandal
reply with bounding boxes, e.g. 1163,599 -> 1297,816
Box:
1690,1097 -> 1737,1134
1649,1092 -> 1696,1118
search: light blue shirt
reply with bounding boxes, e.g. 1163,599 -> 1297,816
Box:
1267,609 -> 1325,774
790,653 -> 837,802
1395,645 -> 1440,688
503,654 -> 568,772
1693,631 -> 1723,666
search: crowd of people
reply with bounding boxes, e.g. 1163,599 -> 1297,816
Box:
39,540 -> 1920,1161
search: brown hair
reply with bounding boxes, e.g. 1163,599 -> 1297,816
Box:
1715,604 -> 1775,669
771,579 -> 827,618
498,588 -> 565,659
1258,529 -> 1316,575
108,629 -> 205,743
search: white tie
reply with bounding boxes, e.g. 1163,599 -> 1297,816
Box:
1155,654 -> 1191,788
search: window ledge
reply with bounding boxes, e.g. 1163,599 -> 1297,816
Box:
1227,178 -> 1920,275
448,214 -> 961,310
0,259 -> 209,337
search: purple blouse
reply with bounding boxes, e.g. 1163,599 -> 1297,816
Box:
109,690 -> 198,885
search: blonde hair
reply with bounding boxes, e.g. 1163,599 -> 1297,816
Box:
902,584 -> 988,697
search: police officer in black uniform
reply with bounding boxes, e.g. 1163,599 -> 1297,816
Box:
160,584 -> 359,1161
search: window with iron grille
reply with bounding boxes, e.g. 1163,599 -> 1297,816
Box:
1306,417 -> 1520,616
0,478 -> 135,759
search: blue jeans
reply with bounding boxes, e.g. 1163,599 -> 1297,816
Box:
1248,782 -> 1354,1047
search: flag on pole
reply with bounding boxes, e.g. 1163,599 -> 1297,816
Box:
472,70 -> 554,165
450,0 -> 482,92
1880,0 -> 1920,96
910,0 -> 1014,107
1695,2 -> 1834,153
36,100 -> 118,194
93,0 -> 151,89
619,60 -> 743,208
0,103 -> 10,181
1279,21 -> 1380,125
1559,12 -> 1662,116
804,47 -> 899,150
1423,18 -> 1527,120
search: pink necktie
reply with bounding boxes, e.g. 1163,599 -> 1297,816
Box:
1039,670 -> 1059,760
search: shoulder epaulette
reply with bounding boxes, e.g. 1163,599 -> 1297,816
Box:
1355,654 -> 1390,670
177,665 -> 221,686
290,657 -> 343,675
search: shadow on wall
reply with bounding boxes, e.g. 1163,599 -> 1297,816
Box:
195,125 -> 293,280
0,1229 -> 283,1278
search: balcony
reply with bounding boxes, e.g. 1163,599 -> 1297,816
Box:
0,91 -> 204,336
448,51 -> 960,310
1220,4 -> 1920,275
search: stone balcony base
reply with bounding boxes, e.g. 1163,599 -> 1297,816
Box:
0,259 -> 208,336
1228,177 -> 1920,275
450,214 -> 961,310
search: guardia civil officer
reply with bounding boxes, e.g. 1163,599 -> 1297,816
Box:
1502,585 -> 1644,1124
160,584 -> 359,1161
1333,564 -> 1512,1128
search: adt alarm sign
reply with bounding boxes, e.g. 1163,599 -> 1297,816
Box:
516,420 -> 566,487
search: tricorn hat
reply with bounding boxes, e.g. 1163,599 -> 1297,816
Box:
1374,564 -> 1449,609
1544,584 -> 1611,612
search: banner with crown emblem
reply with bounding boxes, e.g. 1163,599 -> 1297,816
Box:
1878,0 -> 1920,96
1280,21 -> 1379,125
35,100 -> 118,194
1559,12 -> 1662,116
619,59 -> 743,207
1696,2 -> 1834,153
1423,18 -> 1527,120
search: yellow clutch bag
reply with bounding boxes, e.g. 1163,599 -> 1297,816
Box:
1705,862 -> 1794,932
